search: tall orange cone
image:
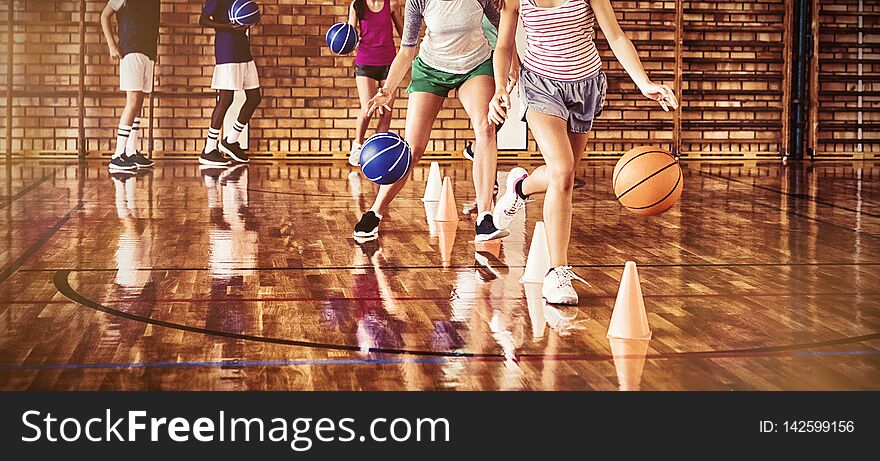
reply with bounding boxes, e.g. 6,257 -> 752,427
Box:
436,221 -> 458,269
520,221 -> 550,283
434,177 -> 459,222
609,338 -> 650,391
607,261 -> 651,340
422,161 -> 442,202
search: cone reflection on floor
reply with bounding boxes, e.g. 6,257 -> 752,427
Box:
607,261 -> 652,340
473,239 -> 501,257
434,177 -> 459,222
609,338 -> 650,391
436,221 -> 458,269
520,221 -> 551,283
422,162 -> 442,202
523,282 -> 546,339
424,200 -> 439,237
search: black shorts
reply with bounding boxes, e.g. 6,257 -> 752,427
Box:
355,64 -> 391,82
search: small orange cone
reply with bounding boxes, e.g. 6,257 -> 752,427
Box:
422,161 -> 442,202
607,261 -> 651,340
520,221 -> 551,283
609,338 -> 650,391
473,239 -> 501,257
434,177 -> 459,222
436,221 -> 458,269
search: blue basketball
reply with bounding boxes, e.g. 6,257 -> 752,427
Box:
360,132 -> 412,185
229,0 -> 260,27
326,22 -> 359,55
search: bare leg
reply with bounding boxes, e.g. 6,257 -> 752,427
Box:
520,130 -> 589,196
368,91 -> 444,216
119,91 -> 145,127
236,88 -> 262,125
355,77 -> 379,144
375,79 -> 393,134
525,111 -> 589,267
456,75 -> 497,214
210,90 -> 235,131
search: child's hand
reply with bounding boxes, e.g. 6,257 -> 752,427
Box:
488,90 -> 510,126
367,87 -> 393,117
640,81 -> 678,111
109,44 -> 122,62
219,22 -> 248,32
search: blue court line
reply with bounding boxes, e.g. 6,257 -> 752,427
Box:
2,350 -> 878,372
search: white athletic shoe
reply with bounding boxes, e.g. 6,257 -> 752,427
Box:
542,266 -> 590,305
493,167 -> 529,230
348,142 -> 363,167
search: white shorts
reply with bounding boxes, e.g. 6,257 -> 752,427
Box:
120,53 -> 155,93
211,61 -> 260,91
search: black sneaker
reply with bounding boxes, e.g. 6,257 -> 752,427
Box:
199,149 -> 231,167
126,152 -> 154,168
108,155 -> 137,172
354,211 -> 381,241
220,139 -> 249,163
475,213 -> 509,242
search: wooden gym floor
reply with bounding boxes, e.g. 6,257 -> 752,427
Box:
0,158 -> 878,391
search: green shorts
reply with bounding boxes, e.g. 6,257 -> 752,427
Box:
407,56 -> 494,97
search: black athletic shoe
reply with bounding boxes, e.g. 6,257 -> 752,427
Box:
199,149 -> 231,167
220,139 -> 249,163
354,211 -> 381,241
475,213 -> 509,242
462,141 -> 475,161
108,155 -> 137,172
126,152 -> 154,168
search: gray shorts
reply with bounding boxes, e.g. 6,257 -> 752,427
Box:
519,67 -> 607,133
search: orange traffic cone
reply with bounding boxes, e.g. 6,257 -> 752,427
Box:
520,221 -> 550,283
436,221 -> 458,269
434,177 -> 459,222
609,338 -> 650,391
473,239 -> 501,257
607,261 -> 651,340
422,161 -> 442,202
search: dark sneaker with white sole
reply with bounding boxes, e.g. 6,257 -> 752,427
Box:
199,149 -> 231,167
475,213 -> 509,242
109,155 -> 137,172
220,139 -> 249,163
126,152 -> 154,168
354,211 -> 382,241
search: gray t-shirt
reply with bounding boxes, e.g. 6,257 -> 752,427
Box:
402,0 -> 500,74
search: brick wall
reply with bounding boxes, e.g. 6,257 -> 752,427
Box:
817,0 -> 879,158
0,0 -> 870,159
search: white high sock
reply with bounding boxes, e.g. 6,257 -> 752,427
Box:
204,127 -> 221,154
114,125 -> 132,158
126,118 -> 141,156
225,121 -> 246,144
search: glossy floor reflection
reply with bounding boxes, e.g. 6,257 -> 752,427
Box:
0,159 -> 879,390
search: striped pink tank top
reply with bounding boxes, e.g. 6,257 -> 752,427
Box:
520,0 -> 603,81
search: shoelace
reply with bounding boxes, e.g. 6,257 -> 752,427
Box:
503,194 -> 528,217
553,266 -> 591,288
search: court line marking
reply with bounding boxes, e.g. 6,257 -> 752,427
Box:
0,171 -> 56,209
18,261 -> 880,273
53,269 -> 880,360
0,202 -> 83,286
2,349 -> 880,372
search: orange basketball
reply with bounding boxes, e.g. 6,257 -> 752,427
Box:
613,146 -> 683,216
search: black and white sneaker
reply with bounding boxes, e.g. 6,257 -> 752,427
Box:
220,139 -> 250,163
108,155 -> 137,172
126,152 -> 154,169
475,213 -> 509,242
199,149 -> 232,167
462,141 -> 475,161
354,211 -> 382,241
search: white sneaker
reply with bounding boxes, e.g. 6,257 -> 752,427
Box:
493,167 -> 529,230
542,266 -> 590,305
348,142 -> 363,167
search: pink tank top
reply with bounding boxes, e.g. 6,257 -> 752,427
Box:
521,0 -> 602,81
356,0 -> 396,67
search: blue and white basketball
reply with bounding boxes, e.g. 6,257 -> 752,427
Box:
360,132 -> 412,185
326,22 -> 359,55
229,0 -> 260,27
